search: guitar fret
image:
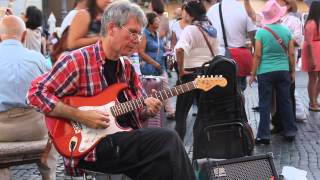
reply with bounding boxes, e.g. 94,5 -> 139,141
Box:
178,85 -> 182,94
127,102 -> 132,112
115,106 -> 119,116
110,106 -> 115,116
182,84 -> 187,93
166,89 -> 171,99
137,99 -> 142,107
180,84 -> 184,94
129,101 -> 134,112
124,102 -> 130,113
165,90 -> 169,99
192,81 -> 196,89
127,102 -> 131,113
141,98 -> 146,107
160,91 -> 164,101
117,106 -> 121,116
155,93 -> 159,100
186,83 -> 190,91
119,104 -> 124,115
132,99 -> 137,110
113,105 -> 118,116
174,87 -> 178,96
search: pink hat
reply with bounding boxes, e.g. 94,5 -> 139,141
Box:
261,0 -> 287,25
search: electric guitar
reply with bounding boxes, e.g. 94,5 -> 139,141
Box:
45,76 -> 227,158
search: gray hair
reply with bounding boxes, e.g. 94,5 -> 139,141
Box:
101,0 -> 147,37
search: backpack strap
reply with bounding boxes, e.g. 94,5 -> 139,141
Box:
197,25 -> 214,57
219,2 -> 228,48
263,26 -> 288,54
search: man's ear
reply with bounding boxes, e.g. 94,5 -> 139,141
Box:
107,22 -> 117,37
21,30 -> 26,43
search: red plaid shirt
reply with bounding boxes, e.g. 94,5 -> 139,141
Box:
27,40 -> 145,175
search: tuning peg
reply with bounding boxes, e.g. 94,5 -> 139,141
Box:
202,75 -> 205,78
219,75 -> 222,78
211,75 -> 213,78
197,75 -> 200,78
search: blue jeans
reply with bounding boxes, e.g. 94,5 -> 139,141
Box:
257,71 -> 297,139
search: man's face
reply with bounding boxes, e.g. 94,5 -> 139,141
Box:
150,17 -> 160,30
112,16 -> 143,56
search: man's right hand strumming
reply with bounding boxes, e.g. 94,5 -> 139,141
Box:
75,110 -> 110,129
48,101 -> 110,129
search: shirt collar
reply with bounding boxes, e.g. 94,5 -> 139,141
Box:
144,28 -> 157,37
0,39 -> 23,47
95,40 -> 106,65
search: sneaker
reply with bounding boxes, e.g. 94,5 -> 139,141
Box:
255,138 -> 270,145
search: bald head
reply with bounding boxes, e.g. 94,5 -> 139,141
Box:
174,8 -> 182,20
0,15 -> 26,40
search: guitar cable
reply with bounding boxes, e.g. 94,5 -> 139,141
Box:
69,141 -> 76,180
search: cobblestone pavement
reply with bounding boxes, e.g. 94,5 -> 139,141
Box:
9,72 -> 320,179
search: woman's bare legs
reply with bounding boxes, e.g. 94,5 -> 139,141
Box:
308,71 -> 320,109
316,72 -> 320,105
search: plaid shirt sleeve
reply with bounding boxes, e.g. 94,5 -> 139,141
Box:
27,54 -> 80,114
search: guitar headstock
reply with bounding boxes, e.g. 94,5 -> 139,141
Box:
194,75 -> 227,91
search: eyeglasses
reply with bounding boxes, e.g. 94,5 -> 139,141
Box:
121,26 -> 143,42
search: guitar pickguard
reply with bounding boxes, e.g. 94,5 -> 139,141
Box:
77,101 -> 132,152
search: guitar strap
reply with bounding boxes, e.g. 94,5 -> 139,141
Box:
120,56 -> 138,96
104,57 -> 139,129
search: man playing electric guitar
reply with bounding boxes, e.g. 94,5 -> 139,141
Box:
27,1 -> 196,179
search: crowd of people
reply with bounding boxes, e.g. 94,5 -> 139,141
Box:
0,0 -> 319,179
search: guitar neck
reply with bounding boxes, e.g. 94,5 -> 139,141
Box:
110,81 -> 196,117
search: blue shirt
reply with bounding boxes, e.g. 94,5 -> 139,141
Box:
0,40 -> 50,112
141,28 -> 165,76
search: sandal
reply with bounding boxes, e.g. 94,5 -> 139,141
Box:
309,104 -> 320,112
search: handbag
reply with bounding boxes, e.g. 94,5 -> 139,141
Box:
218,3 -> 253,77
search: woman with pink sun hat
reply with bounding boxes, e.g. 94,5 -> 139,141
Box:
249,0 -> 297,144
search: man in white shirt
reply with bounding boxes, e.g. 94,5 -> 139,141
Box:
207,0 -> 256,55
206,0 -> 256,91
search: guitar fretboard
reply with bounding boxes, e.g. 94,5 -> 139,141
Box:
110,81 -> 196,117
